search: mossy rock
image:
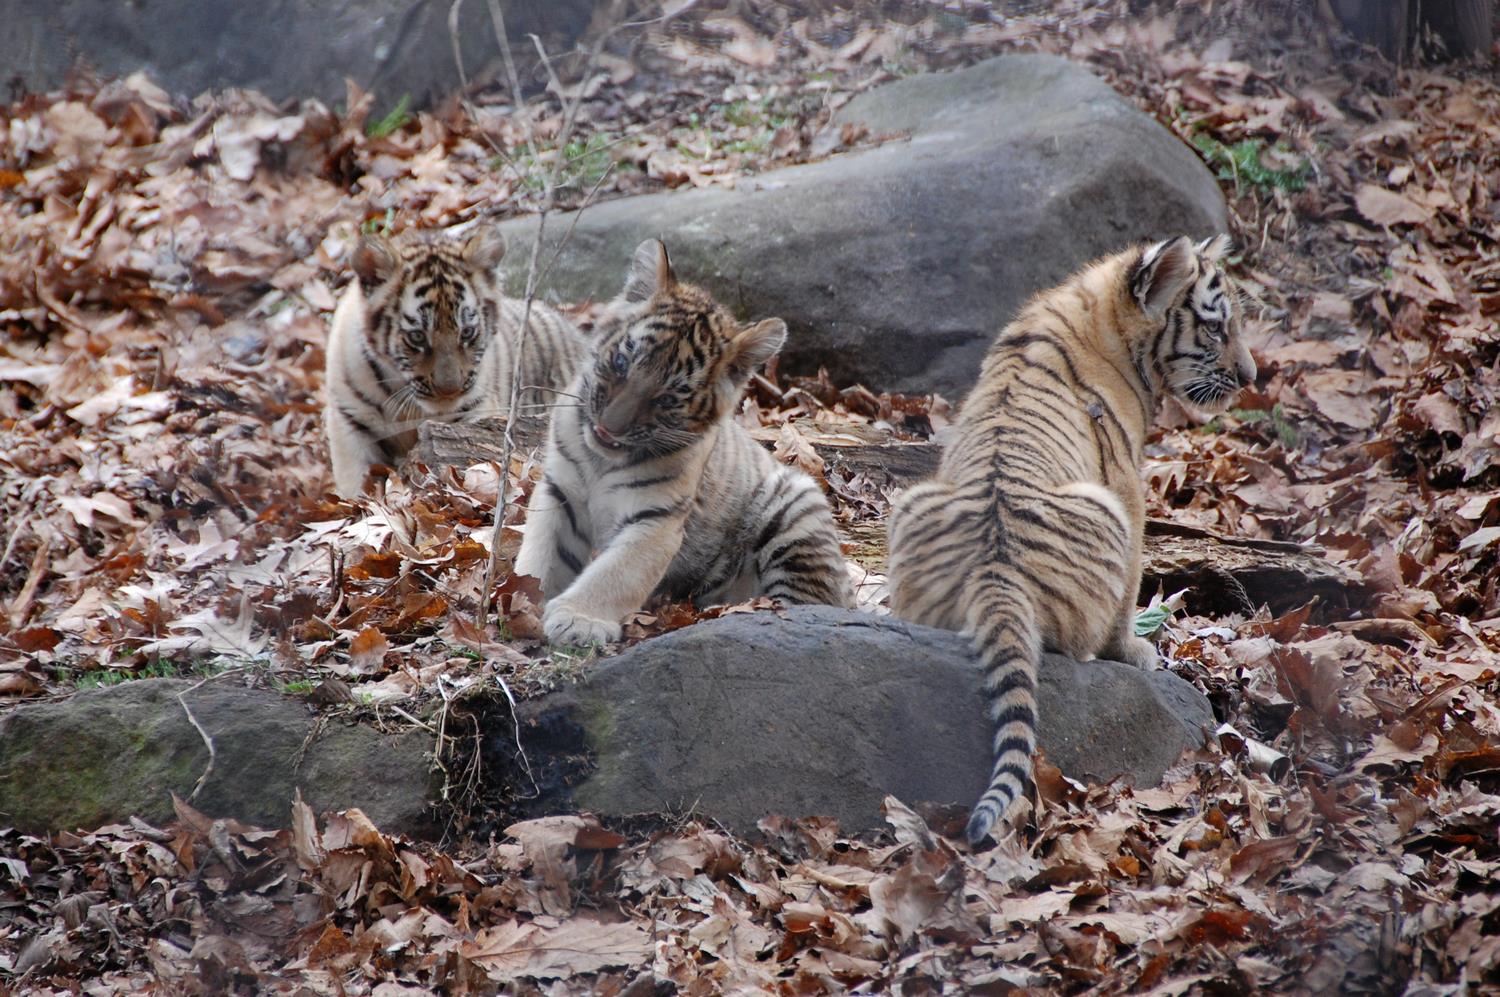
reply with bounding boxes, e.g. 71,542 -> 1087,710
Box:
0,679 -> 437,835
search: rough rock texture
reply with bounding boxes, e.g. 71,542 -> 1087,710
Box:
498,54 -> 1227,397
509,606 -> 1214,835
0,679 -> 436,835
6,0 -> 592,106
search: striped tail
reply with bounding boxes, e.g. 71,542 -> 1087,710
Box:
962,568 -> 1042,845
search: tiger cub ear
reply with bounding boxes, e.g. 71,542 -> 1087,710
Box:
1131,236 -> 1196,322
461,227 -> 506,270
622,238 -> 676,303
1195,233 -> 1232,261
726,318 -> 787,383
351,235 -> 399,291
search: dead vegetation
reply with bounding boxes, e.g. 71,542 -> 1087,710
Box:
1,1 -> 1498,992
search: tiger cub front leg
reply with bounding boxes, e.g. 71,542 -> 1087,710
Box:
326,406 -> 388,499
515,476 -> 591,599
1099,546 -> 1160,670
543,510 -> 688,645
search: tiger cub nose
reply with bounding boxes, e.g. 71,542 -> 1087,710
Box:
1236,354 -> 1258,387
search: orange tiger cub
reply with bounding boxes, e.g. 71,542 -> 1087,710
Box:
887,235 -> 1256,844
324,227 -> 586,497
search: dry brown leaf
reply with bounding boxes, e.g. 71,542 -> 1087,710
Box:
1354,184 -> 1431,227
461,916 -> 650,983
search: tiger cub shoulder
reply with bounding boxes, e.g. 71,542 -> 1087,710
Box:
323,226 -> 587,498
888,235 -> 1256,844
515,238 -> 854,646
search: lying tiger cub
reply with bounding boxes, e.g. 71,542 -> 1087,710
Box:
516,239 -> 854,644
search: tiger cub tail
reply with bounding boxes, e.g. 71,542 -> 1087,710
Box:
889,479 -> 1043,845
961,568 -> 1042,845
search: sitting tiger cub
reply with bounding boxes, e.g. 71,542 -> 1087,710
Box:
516,239 -> 854,645
888,235 -> 1255,844
324,227 -> 586,497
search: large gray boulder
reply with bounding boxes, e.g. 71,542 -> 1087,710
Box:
6,0 -> 591,106
508,606 -> 1214,835
0,679 -> 436,835
498,54 -> 1227,398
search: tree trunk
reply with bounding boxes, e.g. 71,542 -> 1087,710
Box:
1423,0 -> 1495,56
1330,0 -> 1494,60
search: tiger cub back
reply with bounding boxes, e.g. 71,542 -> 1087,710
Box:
323,227 -> 586,497
515,238 -> 854,646
887,235 -> 1256,844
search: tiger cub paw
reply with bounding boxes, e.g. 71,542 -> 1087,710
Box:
1112,635 -> 1161,670
542,599 -> 622,647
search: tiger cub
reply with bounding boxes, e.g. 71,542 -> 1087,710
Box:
888,235 -> 1255,844
324,227 -> 587,498
515,238 -> 854,645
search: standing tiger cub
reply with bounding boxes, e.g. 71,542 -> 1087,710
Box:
888,235 -> 1255,844
516,239 -> 854,645
324,227 -> 587,497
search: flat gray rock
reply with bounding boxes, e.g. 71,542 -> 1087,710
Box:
509,606 -> 1213,835
498,54 -> 1227,398
6,0 -> 591,106
0,680 -> 436,835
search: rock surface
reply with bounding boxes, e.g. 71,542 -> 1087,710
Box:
6,0 -> 591,106
498,53 -> 1227,398
0,679 -> 436,835
508,606 -> 1214,835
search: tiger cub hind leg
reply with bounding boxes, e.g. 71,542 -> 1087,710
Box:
1050,481 -> 1159,670
888,478 -> 980,632
748,468 -> 855,608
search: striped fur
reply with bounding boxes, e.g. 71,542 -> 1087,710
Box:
323,227 -> 586,497
516,239 -> 854,645
888,235 -> 1256,844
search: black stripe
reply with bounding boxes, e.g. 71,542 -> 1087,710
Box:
612,473 -> 676,490
545,478 -> 580,538
992,735 -> 1034,758
986,668 -> 1036,697
991,703 -> 1038,731
557,543 -> 583,574
618,503 -> 683,528
990,762 -> 1032,786
336,405 -> 376,438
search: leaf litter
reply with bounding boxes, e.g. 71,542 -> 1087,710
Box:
2,0 -> 1499,992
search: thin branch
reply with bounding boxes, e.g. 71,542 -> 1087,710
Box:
477,0 -> 630,632
177,680 -> 218,802
449,0 -> 469,90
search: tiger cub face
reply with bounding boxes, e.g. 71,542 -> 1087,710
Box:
1131,234 -> 1256,415
580,239 -> 785,461
351,229 -> 505,414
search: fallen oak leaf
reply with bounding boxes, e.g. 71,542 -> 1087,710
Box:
347,626 -> 389,673
1354,183 -> 1431,227
460,916 -> 651,983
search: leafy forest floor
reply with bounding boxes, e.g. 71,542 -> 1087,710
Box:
2,0 -> 1499,993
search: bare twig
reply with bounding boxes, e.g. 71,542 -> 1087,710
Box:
177,680 -> 218,802
476,0 -> 630,632
449,0 -> 471,91
496,674 -> 539,799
